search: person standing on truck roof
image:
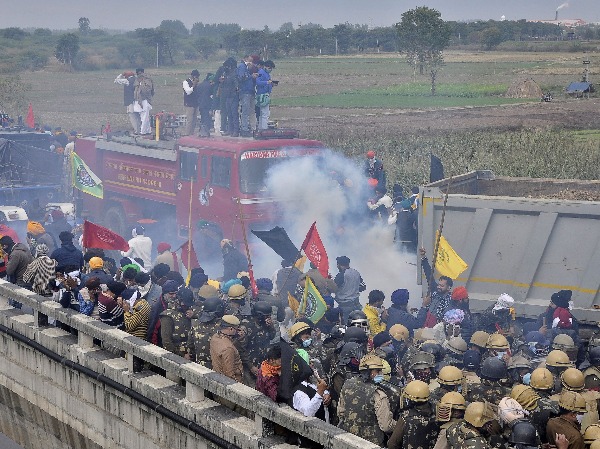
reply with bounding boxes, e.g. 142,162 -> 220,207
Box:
182,69 -> 200,136
220,58 -> 239,137
256,60 -> 276,131
134,68 -> 154,136
114,70 -> 141,135
237,55 -> 257,137
197,73 -> 215,138
419,247 -> 453,327
121,226 -> 153,269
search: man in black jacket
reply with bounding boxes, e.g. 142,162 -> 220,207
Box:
50,231 -> 84,273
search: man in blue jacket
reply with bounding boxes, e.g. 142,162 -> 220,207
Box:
50,231 -> 84,273
256,60 -> 276,131
237,56 -> 256,137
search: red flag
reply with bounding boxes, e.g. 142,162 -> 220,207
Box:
179,240 -> 200,270
300,222 -> 329,278
26,103 -> 35,128
248,267 -> 258,298
82,220 -> 129,251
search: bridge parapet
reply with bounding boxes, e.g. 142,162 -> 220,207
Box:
0,281 -> 379,449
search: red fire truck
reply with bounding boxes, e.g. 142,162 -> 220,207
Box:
74,134 -> 324,251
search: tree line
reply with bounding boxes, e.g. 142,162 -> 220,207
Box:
0,13 -> 596,74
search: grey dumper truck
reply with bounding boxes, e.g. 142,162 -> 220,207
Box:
418,170 -> 600,323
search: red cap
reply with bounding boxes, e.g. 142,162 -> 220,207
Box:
451,286 -> 468,301
366,150 -> 376,159
157,242 -> 171,253
367,178 -> 378,188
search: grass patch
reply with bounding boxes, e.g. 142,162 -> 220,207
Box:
275,82 -> 536,109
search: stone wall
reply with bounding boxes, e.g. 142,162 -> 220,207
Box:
0,281 -> 379,449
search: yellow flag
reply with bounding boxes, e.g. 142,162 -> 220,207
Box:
288,292 -> 300,316
435,232 -> 468,279
294,255 -> 307,271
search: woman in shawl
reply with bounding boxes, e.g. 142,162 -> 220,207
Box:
22,244 -> 56,296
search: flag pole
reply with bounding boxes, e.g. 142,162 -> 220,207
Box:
237,197 -> 257,298
427,176 -> 453,298
186,178 -> 193,285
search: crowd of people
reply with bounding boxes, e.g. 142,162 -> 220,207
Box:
1,211 -> 599,449
114,55 -> 277,139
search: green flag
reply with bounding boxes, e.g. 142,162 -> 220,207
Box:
72,152 -> 103,198
299,277 -> 327,324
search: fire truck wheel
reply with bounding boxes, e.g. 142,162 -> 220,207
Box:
104,205 -> 127,237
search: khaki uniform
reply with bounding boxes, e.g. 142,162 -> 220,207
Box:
387,402 -> 438,449
187,319 -> 220,367
463,370 -> 481,385
159,308 -> 191,357
209,332 -> 243,382
337,376 -> 394,446
546,417 -> 585,449
244,318 -> 277,367
434,419 -> 464,449
466,380 -> 509,405
446,422 -> 491,449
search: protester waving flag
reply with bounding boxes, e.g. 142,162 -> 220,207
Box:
72,152 -> 103,198
298,277 -> 327,324
300,221 -> 329,278
435,232 -> 468,279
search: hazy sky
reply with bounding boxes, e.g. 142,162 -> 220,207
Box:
2,0 -> 598,31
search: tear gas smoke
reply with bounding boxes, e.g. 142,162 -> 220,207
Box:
556,2 -> 569,10
250,148 -> 422,308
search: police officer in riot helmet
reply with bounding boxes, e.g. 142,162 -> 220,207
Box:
185,296 -> 225,366
508,421 -> 541,449
337,354 -> 396,446
387,380 -> 437,449
446,401 -> 499,449
466,357 -> 510,405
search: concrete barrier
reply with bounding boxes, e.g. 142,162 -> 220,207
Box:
0,281 -> 381,449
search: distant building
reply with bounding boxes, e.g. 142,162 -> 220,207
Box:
529,19 -> 587,27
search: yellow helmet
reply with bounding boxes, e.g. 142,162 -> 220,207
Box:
470,331 -> 490,349
552,334 -> 576,351
486,333 -> 510,350
510,384 -> 540,411
438,365 -> 464,386
558,390 -> 587,413
530,368 -> 554,391
288,321 -> 312,339
584,424 -> 600,445
403,380 -> 430,402
464,401 -> 496,428
389,324 -> 409,342
436,392 -> 467,422
359,354 -> 384,371
444,336 -> 468,355
560,367 -> 585,391
546,350 -> 573,368
227,284 -> 247,300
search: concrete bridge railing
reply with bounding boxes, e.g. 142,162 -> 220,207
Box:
0,281 -> 379,449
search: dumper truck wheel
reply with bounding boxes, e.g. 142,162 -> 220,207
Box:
104,205 -> 127,238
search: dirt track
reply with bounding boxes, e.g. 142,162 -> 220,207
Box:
278,97 -> 600,135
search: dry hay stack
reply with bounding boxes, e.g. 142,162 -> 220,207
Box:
506,79 -> 543,98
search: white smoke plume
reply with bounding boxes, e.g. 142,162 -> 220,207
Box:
250,149 -> 422,309
556,2 -> 569,10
